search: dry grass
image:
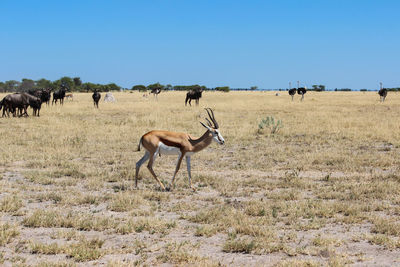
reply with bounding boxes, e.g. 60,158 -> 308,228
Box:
0,91 -> 399,265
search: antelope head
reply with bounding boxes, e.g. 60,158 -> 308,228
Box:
200,108 -> 225,145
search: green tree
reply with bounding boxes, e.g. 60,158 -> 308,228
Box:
132,85 -> 147,91
0,82 -> 5,92
82,82 -> 98,92
215,86 -> 230,92
147,82 -> 164,91
54,77 -> 74,91
20,78 -> 35,91
312,85 -> 326,92
73,77 -> 82,88
36,78 -> 52,89
105,83 -> 121,91
4,80 -> 21,92
250,86 -> 258,90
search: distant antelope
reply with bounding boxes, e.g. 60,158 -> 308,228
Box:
135,108 -> 225,191
65,94 -> 73,101
378,82 -> 387,102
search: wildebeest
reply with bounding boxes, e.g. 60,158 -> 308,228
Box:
185,89 -> 203,106
92,90 -> 101,108
288,88 -> 296,101
378,88 -> 388,102
41,89 -> 51,105
52,85 -> 67,105
28,89 -> 51,105
297,87 -> 307,101
1,93 -> 42,117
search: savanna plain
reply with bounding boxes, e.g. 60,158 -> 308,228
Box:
0,91 -> 400,266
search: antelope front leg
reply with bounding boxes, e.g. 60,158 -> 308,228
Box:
168,153 -> 185,191
186,156 -> 196,191
147,150 -> 166,191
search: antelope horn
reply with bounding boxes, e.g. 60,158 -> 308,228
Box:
205,117 -> 213,127
205,108 -> 219,129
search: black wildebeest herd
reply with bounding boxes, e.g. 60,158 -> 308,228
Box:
1,85 -> 69,118
0,88 -> 52,117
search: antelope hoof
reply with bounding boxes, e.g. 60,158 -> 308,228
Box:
165,187 -> 172,192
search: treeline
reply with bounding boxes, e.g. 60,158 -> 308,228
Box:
0,77 -> 122,93
0,77 -> 231,93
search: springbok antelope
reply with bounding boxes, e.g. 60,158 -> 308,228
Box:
135,108 -> 225,191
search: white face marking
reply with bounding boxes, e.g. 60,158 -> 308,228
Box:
212,129 -> 225,145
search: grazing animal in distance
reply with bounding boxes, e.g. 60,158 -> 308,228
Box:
92,90 -> 101,108
297,87 -> 307,101
185,89 -> 203,106
52,85 -> 67,105
135,108 -> 224,191
288,88 -> 296,101
65,94 -> 73,101
378,88 -> 387,102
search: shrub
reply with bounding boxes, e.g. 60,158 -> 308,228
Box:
258,116 -> 283,134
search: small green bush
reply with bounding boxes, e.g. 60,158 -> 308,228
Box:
258,116 -> 283,134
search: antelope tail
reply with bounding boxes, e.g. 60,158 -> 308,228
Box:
137,137 -> 143,151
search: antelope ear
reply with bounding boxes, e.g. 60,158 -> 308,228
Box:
199,121 -> 212,131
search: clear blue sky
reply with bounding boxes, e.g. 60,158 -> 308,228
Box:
1,0 -> 399,89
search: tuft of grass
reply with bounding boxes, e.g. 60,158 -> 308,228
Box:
195,225 -> 218,237
156,241 -> 204,264
0,223 -> 19,246
30,242 -> 63,255
222,237 -> 256,254
116,217 -> 176,235
371,217 -> 400,236
0,195 -> 23,213
30,239 -> 104,262
23,210 -> 118,231
65,238 -> 104,262
107,192 -> 145,212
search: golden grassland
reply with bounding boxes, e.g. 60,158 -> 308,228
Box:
0,91 -> 399,266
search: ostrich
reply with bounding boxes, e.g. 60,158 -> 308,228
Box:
150,88 -> 161,100
297,87 -> 307,101
296,81 -> 307,101
288,88 -> 296,101
378,82 -> 387,102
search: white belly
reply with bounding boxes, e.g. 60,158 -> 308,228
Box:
158,142 -> 181,155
